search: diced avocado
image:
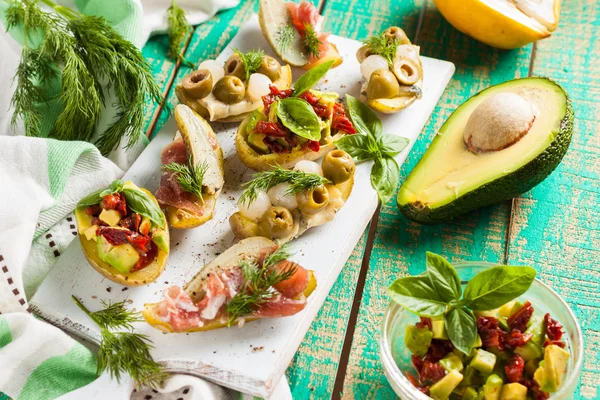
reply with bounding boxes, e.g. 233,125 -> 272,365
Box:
470,349 -> 497,375
525,315 -> 545,346
514,341 -> 543,361
77,210 -> 93,234
474,334 -> 483,348
83,225 -> 99,241
463,387 -> 479,400
432,317 -> 449,339
405,325 -> 433,357
499,383 -> 527,400
534,344 -> 570,392
461,366 -> 484,388
97,235 -> 139,274
139,217 -> 151,235
497,301 -> 517,318
441,354 -> 465,373
524,359 -> 540,378
316,91 -> 339,107
246,108 -> 267,132
453,348 -> 467,363
483,374 -> 504,400
474,309 -> 499,319
247,133 -> 269,153
99,209 -> 121,227
397,78 -> 574,224
152,229 -> 169,253
268,102 -> 278,122
430,369 -> 464,400
491,361 -> 507,382
487,346 -> 510,362
498,318 -> 510,332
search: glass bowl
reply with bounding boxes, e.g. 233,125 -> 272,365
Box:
379,262 -> 583,399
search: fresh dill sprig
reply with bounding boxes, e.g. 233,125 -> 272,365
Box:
166,0 -> 196,69
225,245 -> 297,325
239,166 -> 330,205
233,48 -> 265,82
362,32 -> 399,65
162,157 -> 208,203
72,296 -> 168,389
276,25 -> 295,53
303,24 -> 322,59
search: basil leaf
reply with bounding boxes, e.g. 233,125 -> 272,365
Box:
345,94 -> 382,136
335,134 -> 373,162
461,266 -> 536,310
371,156 -> 399,204
378,135 -> 409,157
388,276 -> 447,317
445,307 -> 477,355
426,252 -> 462,302
76,179 -> 124,208
122,188 -> 165,228
292,60 -> 335,97
276,98 -> 322,141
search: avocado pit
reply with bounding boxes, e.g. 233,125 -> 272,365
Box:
463,92 -> 536,153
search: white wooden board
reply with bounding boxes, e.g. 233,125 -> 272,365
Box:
30,15 -> 454,399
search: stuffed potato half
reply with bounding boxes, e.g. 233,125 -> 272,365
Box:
143,237 -> 317,332
75,181 -> 169,286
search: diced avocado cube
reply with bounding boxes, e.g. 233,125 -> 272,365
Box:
432,317 -> 449,339
524,315 -> 545,347
453,348 -> 467,363
76,210 -> 93,234
441,354 -> 464,373
139,217 -> 151,235
483,374 -> 504,400
247,133 -> 269,153
97,235 -> 139,273
462,365 -> 484,388
491,362 -> 507,382
470,349 -> 497,375
534,344 -> 570,393
405,325 -> 433,357
498,318 -> 510,332
474,309 -> 499,318
474,334 -> 483,348
524,359 -> 540,378
499,383 -> 527,400
487,346 -> 510,362
497,301 -> 517,318
430,369 -> 464,400
99,208 -> 121,227
152,229 -> 169,253
83,224 -> 99,241
463,387 -> 479,400
514,341 -> 543,361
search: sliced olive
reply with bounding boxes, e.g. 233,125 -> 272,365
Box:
181,69 -> 213,99
392,56 -> 421,86
224,53 -> 246,80
297,185 -> 329,215
383,26 -> 411,45
213,76 -> 245,104
322,150 -> 356,184
356,45 -> 376,64
260,206 -> 294,239
366,69 -> 401,100
257,56 -> 281,82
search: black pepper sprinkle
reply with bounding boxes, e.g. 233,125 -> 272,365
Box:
106,287 -> 111,292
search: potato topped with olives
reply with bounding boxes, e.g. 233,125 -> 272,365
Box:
175,49 -> 292,122
229,153 -> 355,243
357,26 -> 423,114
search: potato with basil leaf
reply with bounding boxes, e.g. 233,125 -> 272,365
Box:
236,61 -> 358,171
75,180 -> 169,286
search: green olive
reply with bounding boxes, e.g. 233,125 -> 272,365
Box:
181,69 -> 213,99
392,56 -> 421,86
383,26 -> 411,45
260,206 -> 295,239
213,76 -> 245,104
224,53 -> 246,80
257,56 -> 281,82
322,150 -> 356,184
366,69 -> 401,100
230,212 -> 261,239
356,45 -> 376,64
297,185 -> 329,215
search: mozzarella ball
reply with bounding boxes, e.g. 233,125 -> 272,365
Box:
267,183 -> 299,210
238,191 -> 271,221
361,55 -> 389,80
247,73 -> 272,101
395,44 -> 420,60
294,160 -> 323,176
198,60 -> 224,84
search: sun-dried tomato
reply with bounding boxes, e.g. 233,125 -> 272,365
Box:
419,361 -> 446,384
505,354 -> 525,383
424,339 -> 453,362
521,379 -> 550,400
125,231 -> 152,253
477,316 -> 506,350
508,301 -> 534,332
85,205 -> 101,216
262,85 -> 293,114
411,354 -> 424,373
331,103 -> 356,134
262,136 -> 289,154
255,121 -> 287,137
299,91 -> 331,118
102,192 -> 127,215
416,317 -> 432,330
307,140 -> 320,152
544,338 -> 566,348
544,313 -> 563,341
120,213 -> 141,232
505,329 -> 533,350
97,226 -> 129,245
91,217 -> 108,227
130,241 -> 158,272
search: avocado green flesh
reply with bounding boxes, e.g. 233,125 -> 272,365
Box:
398,78 -> 573,224
97,235 -> 139,274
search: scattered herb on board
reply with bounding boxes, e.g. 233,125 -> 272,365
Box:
335,94 -> 409,203
233,49 -> 265,82
5,0 -> 163,156
363,32 -> 399,65
166,0 -> 196,69
73,296 -> 168,388
388,252 -> 536,354
162,158 -> 208,203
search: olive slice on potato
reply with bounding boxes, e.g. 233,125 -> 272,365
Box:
182,69 -> 213,100
224,53 -> 246,80
367,69 -> 401,99
392,56 -> 421,86
257,56 -> 282,82
297,185 -> 330,215
322,150 -> 356,184
260,206 -> 295,238
383,26 -> 411,45
213,76 -> 246,104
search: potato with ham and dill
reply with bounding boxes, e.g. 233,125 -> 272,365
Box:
156,104 -> 225,229
236,61 -> 357,171
388,253 -> 570,400
74,180 -> 169,286
142,237 -> 317,332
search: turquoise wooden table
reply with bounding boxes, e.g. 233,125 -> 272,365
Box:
141,0 -> 600,398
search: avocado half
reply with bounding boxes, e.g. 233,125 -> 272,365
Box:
397,77 -> 573,224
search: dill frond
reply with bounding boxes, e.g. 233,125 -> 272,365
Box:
162,157 -> 208,202
276,25 -> 295,53
233,48 -> 265,82
167,0 -> 196,69
362,32 -> 399,65
303,24 -> 322,59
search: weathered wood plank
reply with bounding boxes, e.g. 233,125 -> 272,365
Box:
506,1 -> 600,398
340,1 -> 534,397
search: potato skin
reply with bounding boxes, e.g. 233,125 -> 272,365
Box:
75,188 -> 169,286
